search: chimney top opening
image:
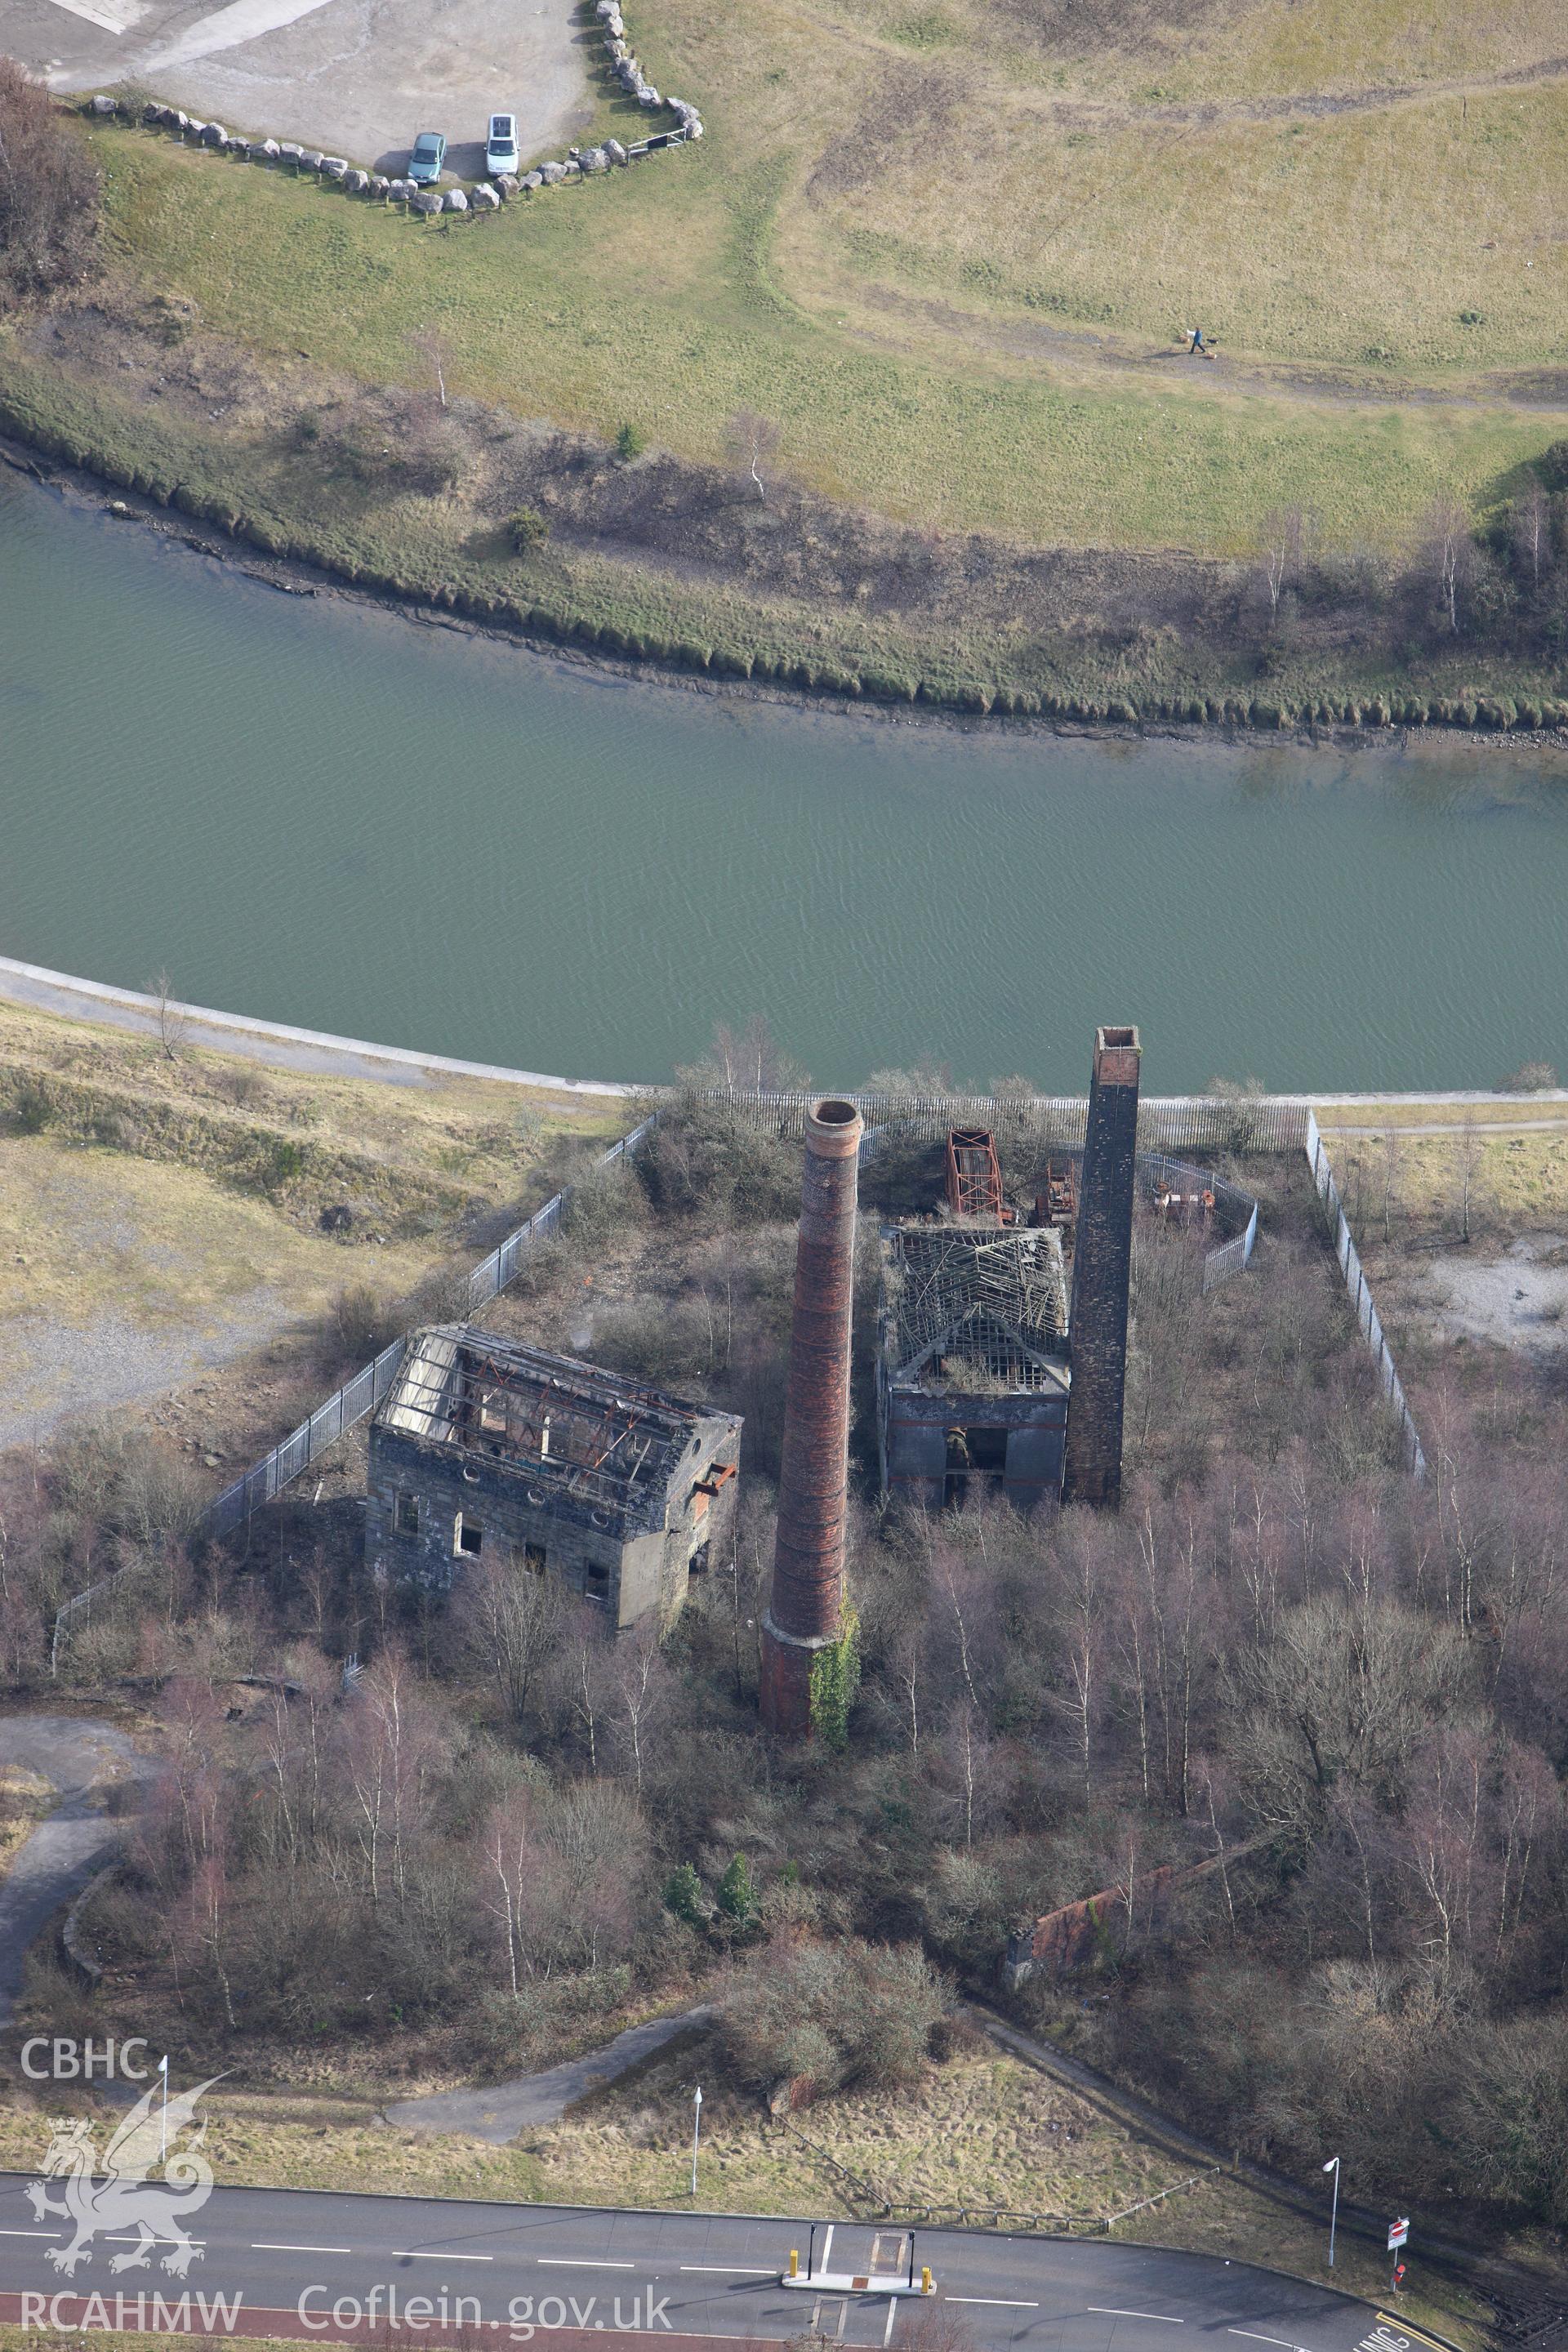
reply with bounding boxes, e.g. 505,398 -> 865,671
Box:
814,1098 -> 860,1125
1099,1027 -> 1138,1049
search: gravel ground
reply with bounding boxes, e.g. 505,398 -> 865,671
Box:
1414,1233 -> 1568,1356
11,0 -> 589,176
1,1289 -> 292,1450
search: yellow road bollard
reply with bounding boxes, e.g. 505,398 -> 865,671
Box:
922,2270 -> 933,2296
790,2252 -> 799,2279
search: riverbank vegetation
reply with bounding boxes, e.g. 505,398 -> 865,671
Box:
0,60 -> 99,304
2,0 -> 1568,714
2,1085 -> 1567,2334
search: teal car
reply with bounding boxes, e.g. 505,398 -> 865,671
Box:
408,131 -> 446,184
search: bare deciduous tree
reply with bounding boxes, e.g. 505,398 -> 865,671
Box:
411,323 -> 450,411
611,1622 -> 670,1799
0,61 -> 100,303
1512,475 -> 1550,591
146,968 -> 189,1061
1258,506 -> 1305,624
340,1646 -> 447,1909
457,1548 -> 567,1722
1379,1126 -> 1404,1245
1423,495 -> 1472,633
1453,1112 -> 1483,1245
725,409 -> 781,504
688,1013 -> 807,1099
481,1788 -> 536,1995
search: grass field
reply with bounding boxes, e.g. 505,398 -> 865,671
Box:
69,75 -> 1566,560
1316,1116 -> 1568,1236
0,998 -> 623,1445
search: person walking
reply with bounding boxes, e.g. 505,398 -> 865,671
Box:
1185,325 -> 1214,359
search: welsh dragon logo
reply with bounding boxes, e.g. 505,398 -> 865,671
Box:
25,2076 -> 221,2278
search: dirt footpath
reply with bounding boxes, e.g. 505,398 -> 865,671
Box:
0,1717 -> 153,2029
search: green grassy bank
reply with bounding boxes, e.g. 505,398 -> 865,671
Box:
7,333 -> 1568,729
2,59 -> 1568,722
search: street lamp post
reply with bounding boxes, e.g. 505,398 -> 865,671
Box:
1322,2156 -> 1340,2270
691,2087 -> 702,2199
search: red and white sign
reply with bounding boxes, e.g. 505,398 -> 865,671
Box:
1388,2219 -> 1410,2251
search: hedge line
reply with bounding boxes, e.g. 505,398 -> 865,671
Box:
5,390 -> 1566,733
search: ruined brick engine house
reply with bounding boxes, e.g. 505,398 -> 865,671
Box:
356,1023 -> 1250,1694
366,1327 -> 742,1632
877,1219 -> 1072,1509
877,1027 -> 1145,1514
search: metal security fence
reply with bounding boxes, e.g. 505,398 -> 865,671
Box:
205,1116 -> 657,1544
1138,1152 -> 1259,1293
1200,1210 -> 1258,1290
462,1116 -> 655,1315
1305,1110 -> 1426,1479
705,1088 -> 1422,1471
206,1338 -> 409,1540
195,1089 -> 1422,1552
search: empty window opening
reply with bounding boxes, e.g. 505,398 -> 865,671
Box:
689,1541 -> 710,1578
523,1542 -> 547,1574
944,1425 -> 1008,1508
395,1490 -> 421,1536
456,1514 -> 484,1557
585,1560 -> 611,1605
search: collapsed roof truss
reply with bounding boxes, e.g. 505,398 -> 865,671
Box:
379,1327 -> 717,1520
884,1224 -> 1070,1393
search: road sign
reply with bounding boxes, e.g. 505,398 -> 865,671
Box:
1388,2219 -> 1410,2251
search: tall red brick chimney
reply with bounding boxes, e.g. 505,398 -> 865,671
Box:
1062,1026 -> 1142,1509
760,1097 -> 864,1735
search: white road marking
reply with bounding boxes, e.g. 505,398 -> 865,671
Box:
253,2243 -> 355,2255
821,2227 -> 835,2274
106,2235 -> 204,2248
0,2230 -> 61,2239
679,2266 -> 777,2275
1089,2312 -> 1185,2324
137,0 -> 334,70
537,2259 -> 634,2270
949,2300 -> 1040,2310
883,2298 -> 898,2346
1228,2335 -> 1295,2348
392,2251 -> 493,2262
42,0 -> 149,34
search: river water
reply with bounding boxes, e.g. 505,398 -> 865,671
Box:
2,468 -> 1566,1090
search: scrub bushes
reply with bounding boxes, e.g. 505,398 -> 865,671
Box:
0,64 -> 100,304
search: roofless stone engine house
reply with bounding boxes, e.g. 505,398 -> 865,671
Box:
367,1328 -> 741,1633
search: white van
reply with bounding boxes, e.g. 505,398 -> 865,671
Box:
486,114 -> 520,176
